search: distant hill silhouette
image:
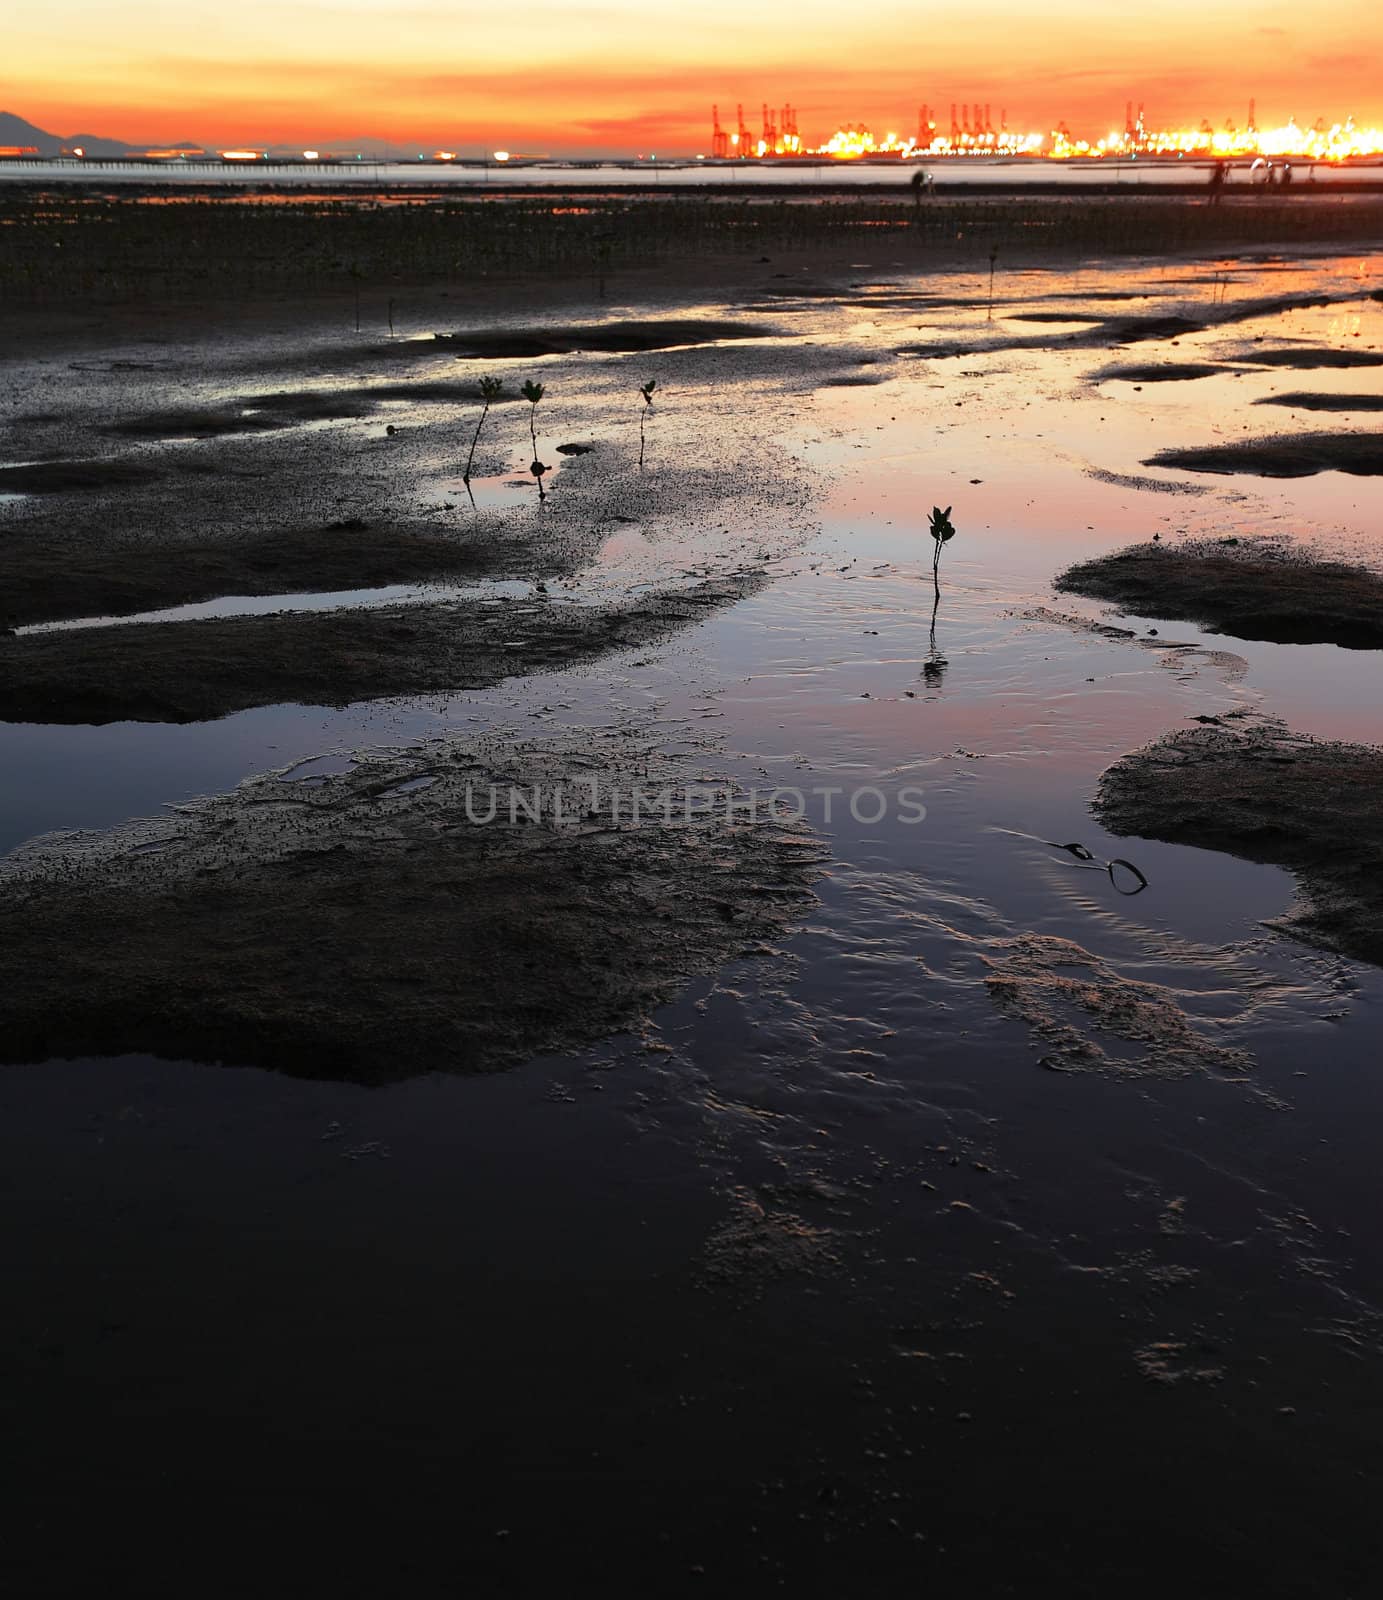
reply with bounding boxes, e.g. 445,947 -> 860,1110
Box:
0,110 -> 139,157
1,109 -> 459,162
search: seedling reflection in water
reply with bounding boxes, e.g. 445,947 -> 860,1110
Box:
523,379 -> 548,500
924,589 -> 948,691
638,379 -> 656,469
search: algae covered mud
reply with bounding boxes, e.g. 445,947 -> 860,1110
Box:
3,208 -> 1383,1593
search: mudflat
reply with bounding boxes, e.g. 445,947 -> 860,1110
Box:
1095,716 -> 1383,965
1145,431 -> 1383,476
1056,539 -> 1383,648
0,576 -> 768,723
0,732 -> 824,1078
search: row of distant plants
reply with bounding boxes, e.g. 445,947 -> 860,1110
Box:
463,376 -> 657,500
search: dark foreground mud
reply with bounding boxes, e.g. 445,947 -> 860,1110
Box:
0,732 -> 823,1078
1,422 -> 805,633
1095,717 -> 1383,965
98,389 -> 381,437
1056,539 -> 1383,648
1255,392 -> 1383,412
0,575 -> 764,724
88,384 -> 535,440
1145,432 -> 1383,477
1237,347 -> 1383,369
0,523 -> 497,630
433,319 -> 775,357
1095,361 -> 1231,383
0,459 -> 162,492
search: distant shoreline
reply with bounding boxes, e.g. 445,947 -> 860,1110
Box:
4,153 -> 1383,194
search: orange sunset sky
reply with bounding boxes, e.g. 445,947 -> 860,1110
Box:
5,0 -> 1382,153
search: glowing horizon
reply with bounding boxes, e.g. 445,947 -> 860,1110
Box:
5,0 -> 1382,155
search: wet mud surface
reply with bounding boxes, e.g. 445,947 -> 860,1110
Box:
1057,539 -> 1383,648
0,730 -> 822,1077
5,231 -> 1383,1595
433,318 -> 776,357
0,523 -> 496,630
0,575 -> 767,724
97,388 -> 384,437
1095,360 -> 1231,382
1,314 -> 819,718
1255,390 -> 1383,411
0,457 -> 163,492
1096,717 -> 1383,965
1237,347 -> 1383,369
1146,431 -> 1383,477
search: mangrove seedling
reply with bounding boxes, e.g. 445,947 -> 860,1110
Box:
638,379 -> 656,469
522,379 -> 548,500
928,504 -> 956,598
463,376 -> 504,486
349,262 -> 364,333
